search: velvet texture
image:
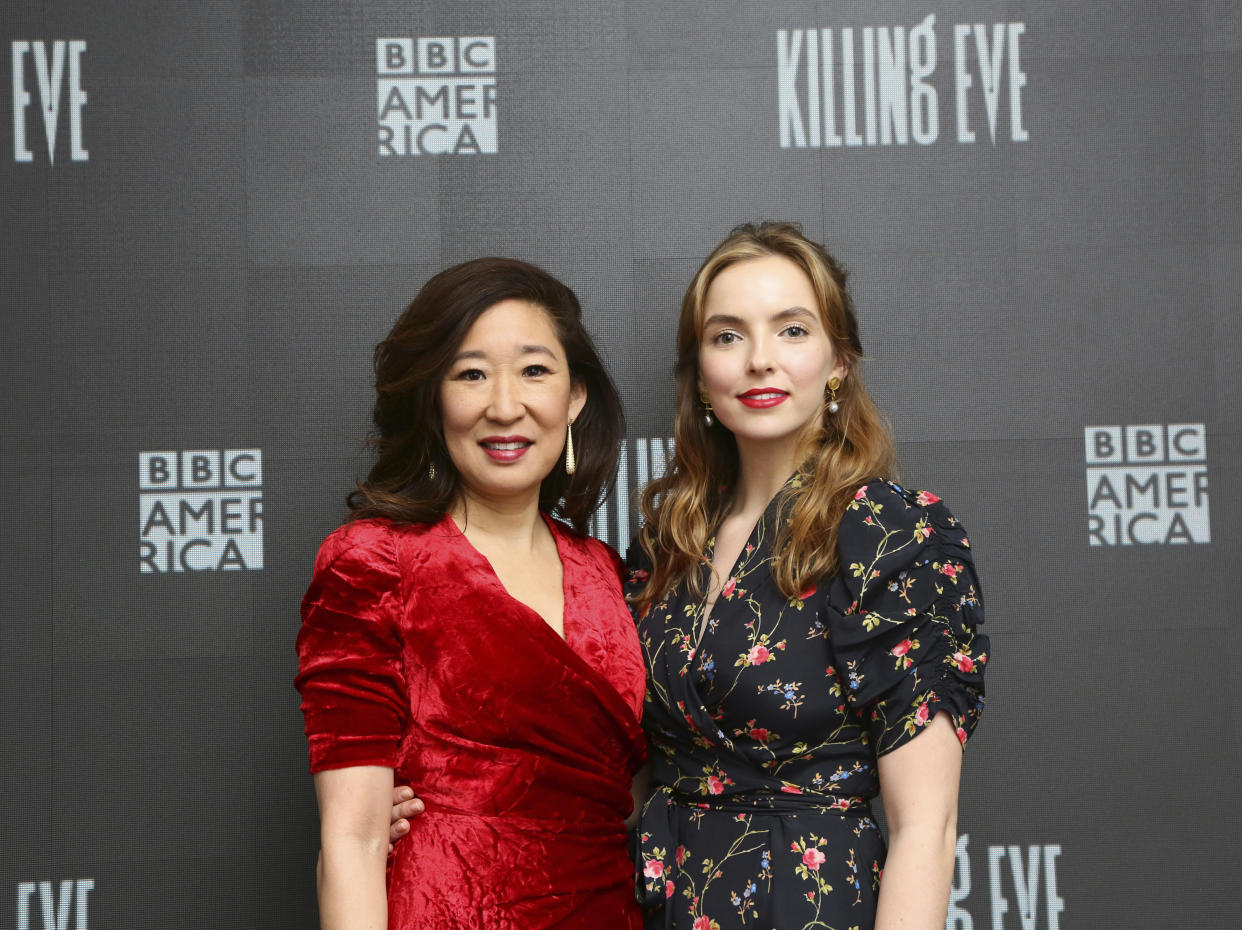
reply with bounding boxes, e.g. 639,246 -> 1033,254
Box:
296,515 -> 647,928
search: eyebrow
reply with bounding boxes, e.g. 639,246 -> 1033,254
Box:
702,306 -> 816,328
451,344 -> 559,363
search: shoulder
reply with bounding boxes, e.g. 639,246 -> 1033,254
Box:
313,515 -> 450,575
550,517 -> 625,579
835,479 -> 974,583
841,479 -> 969,543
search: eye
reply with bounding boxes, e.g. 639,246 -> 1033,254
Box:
782,323 -> 809,338
454,367 -> 485,382
522,364 -> 551,377
711,330 -> 740,346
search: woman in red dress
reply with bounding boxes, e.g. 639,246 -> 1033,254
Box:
295,258 -> 647,928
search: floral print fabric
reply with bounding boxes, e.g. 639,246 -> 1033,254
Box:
629,478 -> 989,929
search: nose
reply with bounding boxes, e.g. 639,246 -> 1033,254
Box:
486,371 -> 524,423
746,334 -> 775,373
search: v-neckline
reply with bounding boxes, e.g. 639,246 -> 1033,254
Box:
694,474 -> 799,650
445,511 -> 572,644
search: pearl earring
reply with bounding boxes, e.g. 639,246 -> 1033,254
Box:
826,376 -> 842,414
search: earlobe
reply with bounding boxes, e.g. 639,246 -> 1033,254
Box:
569,381 -> 588,421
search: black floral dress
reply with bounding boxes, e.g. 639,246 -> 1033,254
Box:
628,478 -> 989,930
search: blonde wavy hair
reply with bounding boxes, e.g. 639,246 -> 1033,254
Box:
632,221 -> 897,612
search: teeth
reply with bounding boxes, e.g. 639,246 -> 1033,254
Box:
483,441 -> 528,450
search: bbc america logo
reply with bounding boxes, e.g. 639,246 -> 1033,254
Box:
1084,424 -> 1209,546
377,36 -> 497,156
139,450 -> 264,572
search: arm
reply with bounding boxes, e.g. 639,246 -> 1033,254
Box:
874,711 -> 962,930
315,765 -> 395,930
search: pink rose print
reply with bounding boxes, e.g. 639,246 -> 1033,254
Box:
780,784 -> 802,794
830,798 -> 852,810
805,891 -> 815,901
644,859 -> 664,879
707,776 -> 724,795
915,703 -> 931,726
693,917 -> 713,930
802,847 -> 826,871
854,485 -> 868,500
721,577 -> 738,599
675,845 -> 686,866
940,562 -> 959,579
747,644 -> 771,665
890,639 -> 912,658
666,880 -> 675,899
748,727 -> 770,741
956,726 -> 968,745
952,651 -> 975,673
799,583 -> 817,600
630,568 -> 649,583
916,490 -> 940,506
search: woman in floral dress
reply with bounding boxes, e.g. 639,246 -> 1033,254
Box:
626,221 -> 988,929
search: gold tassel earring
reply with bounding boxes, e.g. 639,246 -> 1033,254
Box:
565,419 -> 577,475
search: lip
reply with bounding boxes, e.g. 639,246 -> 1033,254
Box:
479,435 -> 533,462
737,388 -> 789,409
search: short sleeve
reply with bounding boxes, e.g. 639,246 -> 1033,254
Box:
824,480 -> 989,756
295,521 -> 408,773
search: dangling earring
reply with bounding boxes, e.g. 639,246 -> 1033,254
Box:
825,376 -> 842,414
699,389 -> 715,427
428,462 -> 437,480
565,418 -> 577,475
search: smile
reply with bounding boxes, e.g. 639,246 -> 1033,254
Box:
737,389 -> 789,409
480,437 -> 533,462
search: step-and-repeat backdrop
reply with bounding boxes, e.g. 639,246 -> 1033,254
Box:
3,2 -> 1237,928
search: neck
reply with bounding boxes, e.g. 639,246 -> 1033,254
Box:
730,433 -> 802,516
450,489 -> 546,552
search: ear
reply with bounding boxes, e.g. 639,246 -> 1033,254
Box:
568,380 -> 588,423
830,359 -> 850,385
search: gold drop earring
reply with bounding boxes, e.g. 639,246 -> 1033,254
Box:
826,376 -> 842,414
565,418 -> 577,475
700,389 -> 715,427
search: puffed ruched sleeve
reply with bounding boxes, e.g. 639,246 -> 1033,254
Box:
295,520 -> 408,773
824,479 -> 988,756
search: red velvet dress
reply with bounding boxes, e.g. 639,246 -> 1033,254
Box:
295,514 -> 647,928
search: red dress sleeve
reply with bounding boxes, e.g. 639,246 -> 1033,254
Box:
295,520 -> 408,773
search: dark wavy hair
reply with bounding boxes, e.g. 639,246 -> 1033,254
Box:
347,257 -> 624,534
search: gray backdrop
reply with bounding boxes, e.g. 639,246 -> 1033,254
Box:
3,2 -> 1238,928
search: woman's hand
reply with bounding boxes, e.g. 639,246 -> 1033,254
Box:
388,785 -> 425,853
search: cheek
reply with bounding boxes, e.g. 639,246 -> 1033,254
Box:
438,388 -> 474,438
697,353 -> 734,393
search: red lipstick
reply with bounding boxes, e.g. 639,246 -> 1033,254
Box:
737,388 -> 789,409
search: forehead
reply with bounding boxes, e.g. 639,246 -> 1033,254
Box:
457,298 -> 562,351
702,254 -> 817,318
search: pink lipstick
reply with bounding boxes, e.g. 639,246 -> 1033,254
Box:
479,436 -> 533,462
